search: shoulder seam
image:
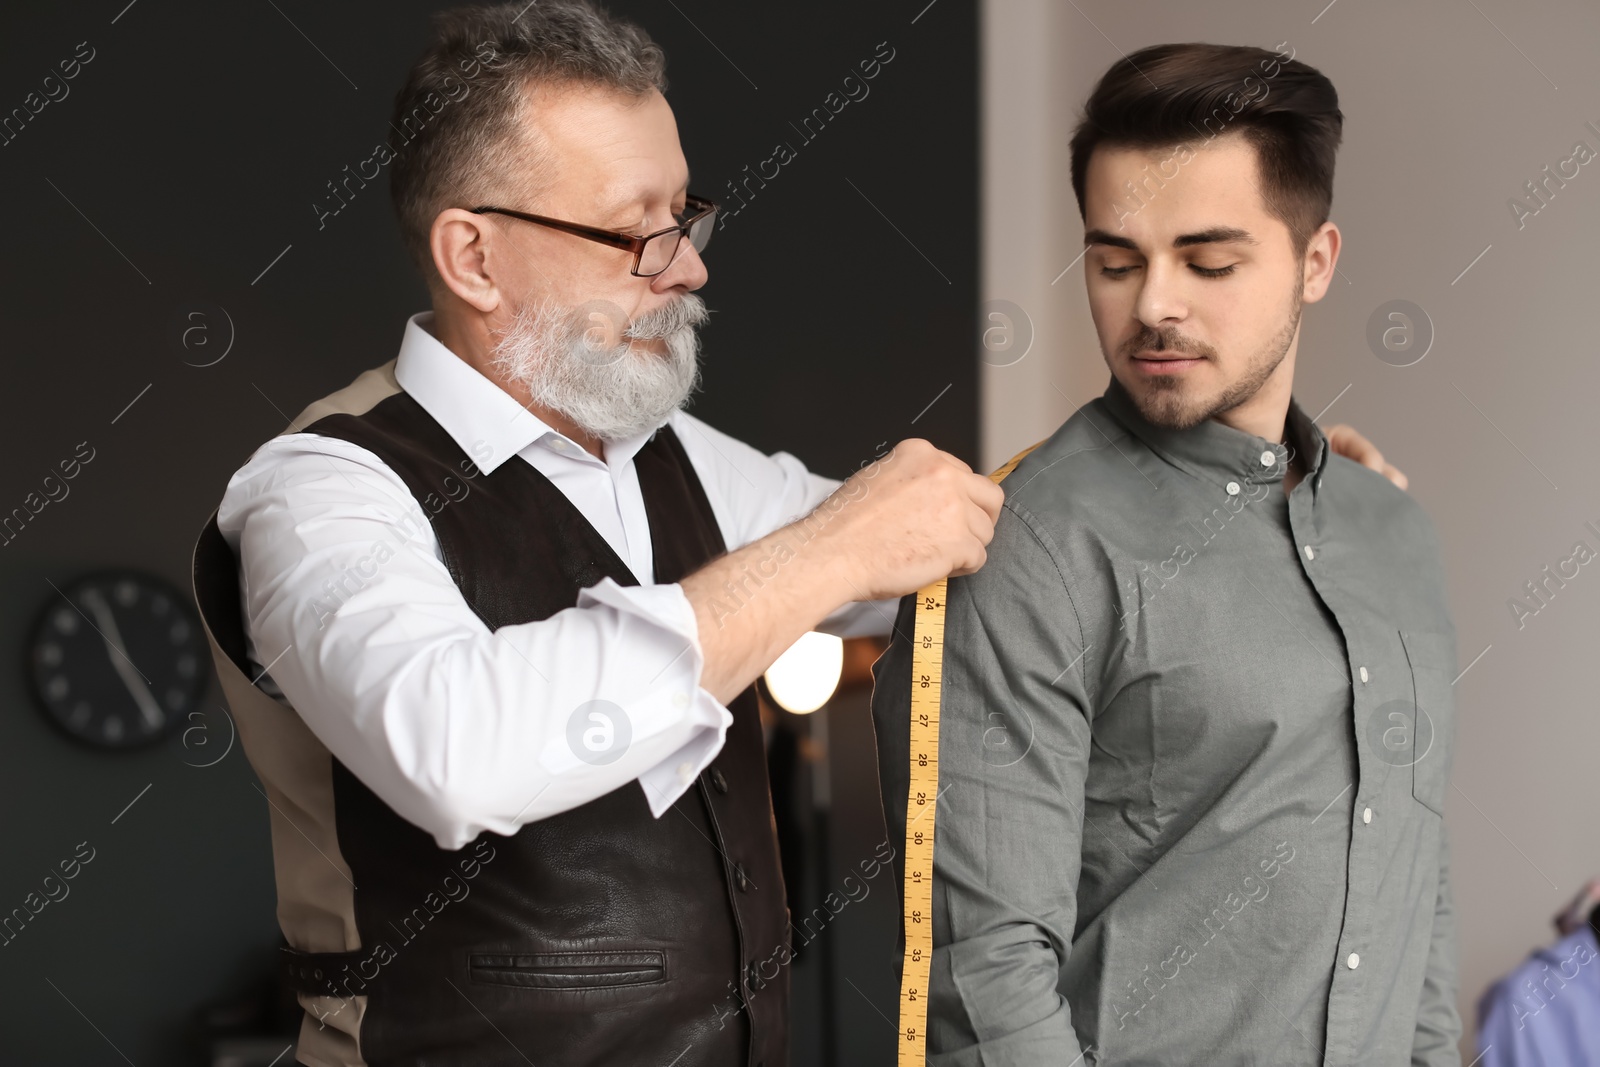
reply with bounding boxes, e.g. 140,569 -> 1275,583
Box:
1005,425 -> 1137,498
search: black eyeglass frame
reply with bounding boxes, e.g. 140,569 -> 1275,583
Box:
468,194 -> 718,277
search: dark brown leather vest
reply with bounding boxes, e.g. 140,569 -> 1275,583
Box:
197,392 -> 789,1066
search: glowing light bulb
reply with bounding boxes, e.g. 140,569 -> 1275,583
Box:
763,631 -> 844,714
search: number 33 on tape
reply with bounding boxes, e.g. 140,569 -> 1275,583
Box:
898,442 -> 1039,1064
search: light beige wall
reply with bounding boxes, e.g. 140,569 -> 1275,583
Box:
980,0 -> 1097,470
981,0 -> 1600,1056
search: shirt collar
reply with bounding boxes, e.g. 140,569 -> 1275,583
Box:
391,310 -> 661,474
1098,374 -> 1329,493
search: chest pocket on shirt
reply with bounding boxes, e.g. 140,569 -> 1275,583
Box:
1400,629 -> 1457,817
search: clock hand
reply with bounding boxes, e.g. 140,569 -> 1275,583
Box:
81,588 -> 164,729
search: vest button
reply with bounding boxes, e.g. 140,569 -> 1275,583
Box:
711,767 -> 729,793
735,862 -> 751,892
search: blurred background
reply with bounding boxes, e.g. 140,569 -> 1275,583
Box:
0,0 -> 1595,1063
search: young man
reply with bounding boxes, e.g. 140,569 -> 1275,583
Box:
873,43 -> 1461,1066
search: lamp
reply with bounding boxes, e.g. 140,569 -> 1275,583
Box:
762,631 -> 844,714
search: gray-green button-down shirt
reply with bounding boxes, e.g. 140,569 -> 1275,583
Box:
871,378 -> 1461,1066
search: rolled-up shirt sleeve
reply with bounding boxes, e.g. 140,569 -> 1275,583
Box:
669,409 -> 898,638
219,432 -> 735,851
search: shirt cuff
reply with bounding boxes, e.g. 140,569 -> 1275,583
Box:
576,578 -> 734,818
635,722 -> 728,817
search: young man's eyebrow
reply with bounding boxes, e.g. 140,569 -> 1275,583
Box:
1083,226 -> 1260,250
1083,229 -> 1139,250
1172,226 -> 1258,248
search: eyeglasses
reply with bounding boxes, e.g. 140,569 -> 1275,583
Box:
469,194 -> 718,277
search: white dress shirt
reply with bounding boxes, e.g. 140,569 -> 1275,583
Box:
217,311 -> 895,850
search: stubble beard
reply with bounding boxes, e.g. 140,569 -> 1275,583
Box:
1126,276 -> 1305,431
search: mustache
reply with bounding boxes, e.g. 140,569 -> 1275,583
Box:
623,293 -> 709,340
1124,326 -> 1212,359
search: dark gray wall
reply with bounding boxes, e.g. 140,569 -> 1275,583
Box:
0,0 -> 976,1061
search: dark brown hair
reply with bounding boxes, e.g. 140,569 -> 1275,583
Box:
1069,42 -> 1343,257
388,1 -> 667,284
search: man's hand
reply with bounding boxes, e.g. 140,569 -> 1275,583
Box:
813,438 -> 1005,601
681,438 -> 1001,702
1324,423 -> 1409,490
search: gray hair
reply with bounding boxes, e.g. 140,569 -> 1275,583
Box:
387,1 -> 669,285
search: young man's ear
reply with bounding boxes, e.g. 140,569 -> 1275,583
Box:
1300,222 -> 1341,304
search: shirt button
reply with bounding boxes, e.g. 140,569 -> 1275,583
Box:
1362,807 -> 1373,824
1347,952 -> 1361,969
1359,666 -> 1369,683
1304,545 -> 1316,561
1260,450 -> 1276,467
1226,481 -> 1241,496
677,761 -> 693,782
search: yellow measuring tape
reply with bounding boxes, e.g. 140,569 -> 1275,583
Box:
897,442 -> 1041,1063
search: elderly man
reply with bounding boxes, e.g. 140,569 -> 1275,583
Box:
190,6 -> 1403,1065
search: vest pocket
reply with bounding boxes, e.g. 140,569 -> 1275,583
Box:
1400,629 -> 1457,818
469,950 -> 667,990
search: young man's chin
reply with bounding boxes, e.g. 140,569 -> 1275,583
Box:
1123,377 -> 1219,431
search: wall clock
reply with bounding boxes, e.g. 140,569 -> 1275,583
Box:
29,571 -> 209,749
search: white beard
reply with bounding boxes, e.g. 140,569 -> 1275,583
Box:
488,292 -> 707,441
